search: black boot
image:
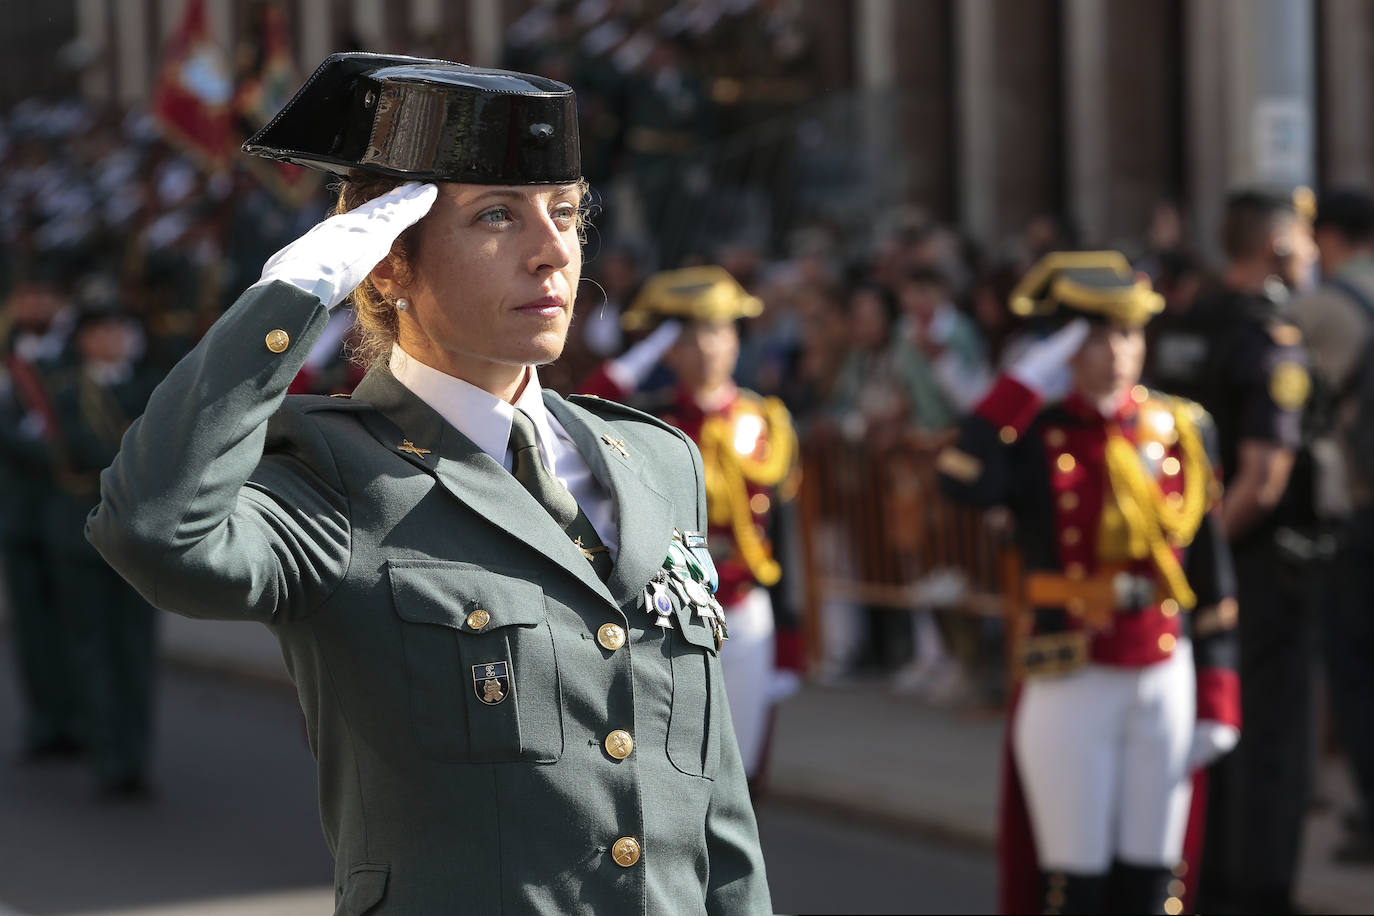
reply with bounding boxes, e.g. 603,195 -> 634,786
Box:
1040,869 -> 1109,914
1107,859 -> 1182,914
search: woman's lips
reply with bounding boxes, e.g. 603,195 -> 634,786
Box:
516,295 -> 565,317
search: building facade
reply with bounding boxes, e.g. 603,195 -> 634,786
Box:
4,0 -> 1373,259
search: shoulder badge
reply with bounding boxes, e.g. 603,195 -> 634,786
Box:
1269,360 -> 1311,411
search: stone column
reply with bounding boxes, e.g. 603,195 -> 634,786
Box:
468,0 -> 502,67
1062,0 -> 1109,247
1224,0 -> 1315,190
1320,0 -> 1373,187
76,0 -> 112,101
351,0 -> 385,49
1185,0 -> 1230,266
299,0 -> 333,74
955,0 -> 995,243
114,0 -> 150,104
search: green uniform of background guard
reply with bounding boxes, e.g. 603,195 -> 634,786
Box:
86,280 -> 772,915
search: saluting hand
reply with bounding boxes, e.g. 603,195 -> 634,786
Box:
1008,318 -> 1090,398
252,182 -> 439,310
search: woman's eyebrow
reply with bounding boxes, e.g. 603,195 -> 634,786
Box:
458,189 -> 527,207
458,187 -> 580,207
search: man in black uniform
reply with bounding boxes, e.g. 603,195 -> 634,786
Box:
1145,188 -> 1317,913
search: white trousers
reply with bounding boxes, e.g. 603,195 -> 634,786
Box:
719,587 -> 776,779
1012,639 -> 1196,873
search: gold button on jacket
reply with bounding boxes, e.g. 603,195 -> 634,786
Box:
612,837 -> 641,866
466,608 -> 490,630
597,622 -> 625,650
605,729 -> 634,759
265,329 -> 291,353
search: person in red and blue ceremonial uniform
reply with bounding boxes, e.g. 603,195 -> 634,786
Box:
936,252 -> 1241,914
580,266 -> 800,799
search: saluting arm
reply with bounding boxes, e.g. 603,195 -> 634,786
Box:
85,282 -> 342,621
86,183 -> 437,623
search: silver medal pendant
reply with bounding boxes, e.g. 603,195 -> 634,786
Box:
646,580 -> 675,629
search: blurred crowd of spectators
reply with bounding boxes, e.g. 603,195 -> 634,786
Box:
0,0 -> 1298,705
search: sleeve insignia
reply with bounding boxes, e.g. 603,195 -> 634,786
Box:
935,447 -> 983,483
1268,360 -> 1311,411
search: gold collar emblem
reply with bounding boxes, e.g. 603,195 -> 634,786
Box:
601,434 -> 629,458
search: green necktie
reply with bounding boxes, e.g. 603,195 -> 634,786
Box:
509,408 -> 613,581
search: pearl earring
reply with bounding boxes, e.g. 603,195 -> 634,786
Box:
395,298 -> 409,312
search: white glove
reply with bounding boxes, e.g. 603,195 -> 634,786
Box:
606,319 -> 683,392
251,181 -> 438,309
1187,720 -> 1240,772
1007,318 -> 1090,397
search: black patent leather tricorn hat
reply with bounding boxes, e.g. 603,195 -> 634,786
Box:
242,52 -> 580,184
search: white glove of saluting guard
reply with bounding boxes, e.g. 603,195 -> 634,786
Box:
1007,318 -> 1091,398
1187,720 -> 1240,772
607,319 -> 683,391
251,182 -> 439,310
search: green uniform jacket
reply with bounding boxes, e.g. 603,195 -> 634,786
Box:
86,282 -> 771,916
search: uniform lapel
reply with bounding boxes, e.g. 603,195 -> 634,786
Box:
543,392 -> 675,611
351,368 -> 616,607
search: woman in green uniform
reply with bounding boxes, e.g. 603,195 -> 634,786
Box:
86,52 -> 769,916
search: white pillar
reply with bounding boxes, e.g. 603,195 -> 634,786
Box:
206,0 -> 233,52
1185,0 -> 1229,266
75,0 -> 111,101
1224,0 -> 1315,189
159,0 -> 185,37
1062,0 -> 1109,247
412,0 -> 442,37
856,0 -> 895,91
852,0 -> 905,211
1321,0 -> 1373,187
352,0 -> 385,49
468,0 -> 503,68
956,0 -> 996,243
299,0 -> 332,72
114,0 -> 149,104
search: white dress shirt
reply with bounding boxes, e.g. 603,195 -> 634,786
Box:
389,347 -> 620,558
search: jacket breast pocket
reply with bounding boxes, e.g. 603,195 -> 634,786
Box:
665,595 -> 721,779
388,559 -> 563,764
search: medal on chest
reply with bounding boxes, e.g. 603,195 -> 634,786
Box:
642,532 -> 729,648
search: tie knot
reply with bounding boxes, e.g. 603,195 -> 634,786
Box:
508,408 -> 540,453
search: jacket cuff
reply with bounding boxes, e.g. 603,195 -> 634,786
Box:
973,375 -> 1042,436
1197,667 -> 1241,728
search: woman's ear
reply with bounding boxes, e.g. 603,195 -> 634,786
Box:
369,248 -> 404,301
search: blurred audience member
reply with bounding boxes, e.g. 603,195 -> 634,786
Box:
44,282 -> 160,798
0,275 -> 78,761
1147,188 -> 1317,915
1293,187 -> 1374,865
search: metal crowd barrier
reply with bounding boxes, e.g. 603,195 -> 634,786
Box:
795,429 -> 1025,676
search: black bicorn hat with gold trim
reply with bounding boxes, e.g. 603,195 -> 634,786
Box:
242,52 -> 580,185
1009,250 -> 1165,329
622,266 -> 763,331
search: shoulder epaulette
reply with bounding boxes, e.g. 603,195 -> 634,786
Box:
1145,389 -> 1214,429
286,392 -> 375,414
568,393 -> 681,436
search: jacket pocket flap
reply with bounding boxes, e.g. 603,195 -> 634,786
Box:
673,597 -> 720,655
388,559 -> 546,631
336,862 -> 389,916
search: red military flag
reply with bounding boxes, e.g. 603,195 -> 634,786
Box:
150,0 -> 235,170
